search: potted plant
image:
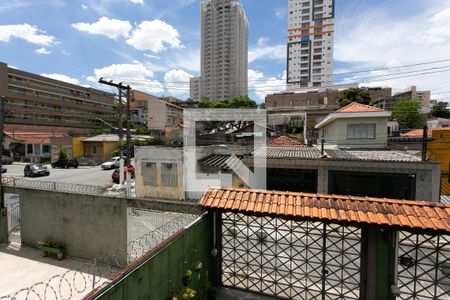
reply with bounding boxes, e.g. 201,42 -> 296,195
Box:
37,240 -> 65,260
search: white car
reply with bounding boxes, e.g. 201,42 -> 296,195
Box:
101,157 -> 121,170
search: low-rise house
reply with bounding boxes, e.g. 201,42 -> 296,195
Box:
5,131 -> 65,162
50,136 -> 85,162
82,135 -> 119,164
246,146 -> 441,201
134,145 -> 250,200
426,128 -> 450,200
315,102 -> 391,149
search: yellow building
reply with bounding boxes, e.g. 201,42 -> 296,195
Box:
427,128 -> 450,197
82,135 -> 119,164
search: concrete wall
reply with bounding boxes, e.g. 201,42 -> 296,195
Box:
135,147 -> 185,200
7,187 -> 128,260
322,117 -> 389,149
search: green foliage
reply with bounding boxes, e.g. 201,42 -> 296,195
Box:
89,128 -> 113,136
111,148 -> 120,157
391,97 -> 426,130
131,122 -> 148,135
57,145 -> 69,161
338,88 -> 371,107
199,95 -> 257,108
431,101 -> 450,119
146,137 -> 166,145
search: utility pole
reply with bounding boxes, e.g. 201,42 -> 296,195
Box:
98,78 -> 131,196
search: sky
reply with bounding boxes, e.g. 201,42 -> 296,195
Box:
0,0 -> 450,103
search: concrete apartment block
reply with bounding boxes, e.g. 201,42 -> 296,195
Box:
199,0 -> 248,101
287,0 -> 335,89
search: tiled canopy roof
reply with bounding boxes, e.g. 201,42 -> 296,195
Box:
335,102 -> 385,113
200,187 -> 450,233
4,131 -> 66,145
269,135 -> 303,146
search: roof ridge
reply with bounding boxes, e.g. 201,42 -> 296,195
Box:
335,102 -> 385,113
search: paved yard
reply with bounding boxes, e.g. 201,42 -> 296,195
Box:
0,242 -> 112,300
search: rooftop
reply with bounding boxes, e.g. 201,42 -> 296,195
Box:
268,135 -> 303,146
200,187 -> 450,233
335,102 -> 385,113
5,131 -> 66,145
402,127 -> 450,138
316,102 -> 390,129
253,146 -> 423,162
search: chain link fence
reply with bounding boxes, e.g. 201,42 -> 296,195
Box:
0,211 -> 201,300
1,176 -> 105,196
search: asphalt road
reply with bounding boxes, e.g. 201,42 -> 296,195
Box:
3,163 -> 116,187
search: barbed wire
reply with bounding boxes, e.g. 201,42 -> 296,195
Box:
0,210 -> 201,300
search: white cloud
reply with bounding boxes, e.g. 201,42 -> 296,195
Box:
248,69 -> 286,100
164,69 -> 192,96
274,7 -> 286,20
249,37 -> 285,63
41,73 -> 80,85
128,0 -> 144,3
335,4 -> 450,64
81,4 -> 88,10
35,47 -> 51,55
126,19 -> 181,53
166,48 -> 200,73
89,63 -> 163,94
334,3 -> 450,97
0,24 -> 56,46
72,17 -> 132,39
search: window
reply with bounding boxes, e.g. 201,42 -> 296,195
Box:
142,162 -> 157,185
92,146 -> 97,154
27,144 -> 33,154
161,163 -> 178,187
347,124 -> 376,140
42,145 -> 51,153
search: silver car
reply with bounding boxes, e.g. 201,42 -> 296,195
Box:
101,157 -> 121,170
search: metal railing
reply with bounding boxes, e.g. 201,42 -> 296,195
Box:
2,176 -> 105,196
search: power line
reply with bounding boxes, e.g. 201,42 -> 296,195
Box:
100,67 -> 450,93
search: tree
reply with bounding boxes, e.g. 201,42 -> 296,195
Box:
57,145 -> 69,161
198,95 -> 257,108
338,88 -> 371,107
391,98 -> 426,130
431,101 -> 450,119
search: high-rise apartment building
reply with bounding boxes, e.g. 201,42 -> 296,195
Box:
196,0 -> 249,101
286,0 -> 335,90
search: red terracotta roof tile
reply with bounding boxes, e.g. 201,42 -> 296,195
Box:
269,135 -> 303,146
335,102 -> 385,113
199,187 -> 450,233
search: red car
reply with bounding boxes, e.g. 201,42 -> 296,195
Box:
112,165 -> 135,183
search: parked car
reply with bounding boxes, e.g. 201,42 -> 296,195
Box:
1,167 -> 6,173
24,164 -> 50,177
51,159 -> 78,169
2,155 -> 13,165
112,165 -> 135,184
102,157 -> 121,170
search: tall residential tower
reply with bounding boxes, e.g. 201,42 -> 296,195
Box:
194,0 -> 248,101
286,0 -> 335,90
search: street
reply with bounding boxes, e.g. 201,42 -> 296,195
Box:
3,163 -> 116,188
